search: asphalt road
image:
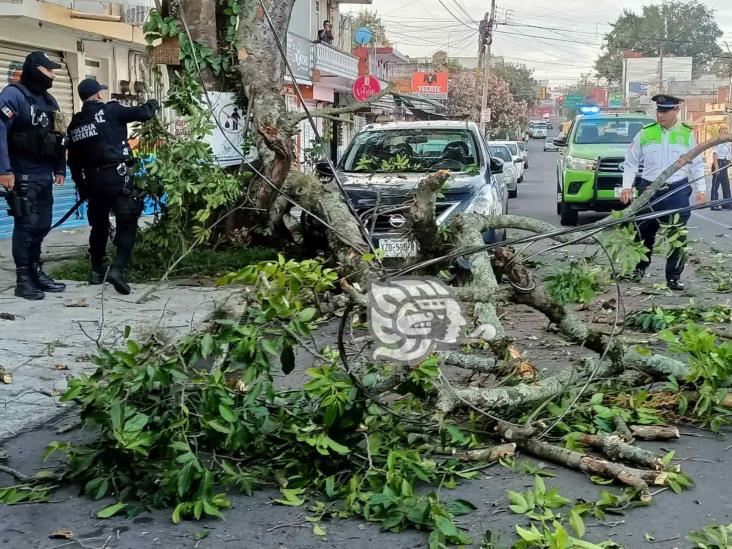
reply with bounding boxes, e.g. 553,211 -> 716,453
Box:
509,126 -> 732,254
0,131 -> 731,548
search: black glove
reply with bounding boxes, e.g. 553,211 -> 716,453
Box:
147,99 -> 160,111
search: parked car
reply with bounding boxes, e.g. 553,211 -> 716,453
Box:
495,140 -> 525,182
554,112 -> 652,225
305,121 -> 509,258
544,136 -> 558,152
488,143 -> 518,198
517,140 -> 529,169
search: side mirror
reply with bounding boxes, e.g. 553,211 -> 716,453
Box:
315,161 -> 334,178
553,136 -> 568,147
489,156 -> 504,174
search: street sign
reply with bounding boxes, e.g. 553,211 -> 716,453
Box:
608,91 -> 624,108
353,75 -> 381,102
481,108 -> 492,123
563,94 -> 584,109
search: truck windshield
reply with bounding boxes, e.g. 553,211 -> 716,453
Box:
342,128 -> 479,172
574,118 -> 648,145
499,142 -> 519,156
534,123 -> 547,130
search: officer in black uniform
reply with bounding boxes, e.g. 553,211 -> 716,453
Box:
0,51 -> 68,300
67,79 -> 158,295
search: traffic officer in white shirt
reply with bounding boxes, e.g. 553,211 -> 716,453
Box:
711,129 -> 731,211
619,94 -> 706,291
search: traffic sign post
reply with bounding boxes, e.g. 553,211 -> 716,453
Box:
353,75 -> 381,102
481,108 -> 492,123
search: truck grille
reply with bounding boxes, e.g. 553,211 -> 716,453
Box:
358,202 -> 457,234
597,176 -> 622,191
598,157 -> 624,173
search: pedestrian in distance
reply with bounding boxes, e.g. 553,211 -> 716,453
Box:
66,78 -> 159,295
619,94 -> 707,291
0,51 -> 68,300
710,128 -> 732,211
318,20 -> 334,44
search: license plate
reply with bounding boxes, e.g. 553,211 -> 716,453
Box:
613,187 -> 622,197
379,238 -> 418,258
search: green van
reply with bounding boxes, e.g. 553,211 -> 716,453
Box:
554,112 -> 653,225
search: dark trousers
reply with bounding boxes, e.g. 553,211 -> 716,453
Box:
10,177 -> 53,268
635,178 -> 692,281
711,159 -> 732,208
85,168 -> 141,271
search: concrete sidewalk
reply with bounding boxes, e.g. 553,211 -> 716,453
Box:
0,226 -> 243,442
0,225 -> 91,289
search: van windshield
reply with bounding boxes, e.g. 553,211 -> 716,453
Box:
573,118 -> 649,145
342,128 -> 479,172
498,142 -> 519,156
489,146 -> 512,163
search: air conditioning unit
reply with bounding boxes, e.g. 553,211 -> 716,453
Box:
123,6 -> 149,25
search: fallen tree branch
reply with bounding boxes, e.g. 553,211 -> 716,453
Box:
629,425 -> 680,441
0,464 -> 33,483
613,416 -> 634,442
285,85 -> 396,128
577,433 -> 664,470
496,423 -> 663,502
409,170 -> 451,259
437,351 -> 498,374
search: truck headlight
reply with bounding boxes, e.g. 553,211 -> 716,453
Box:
567,156 -> 596,171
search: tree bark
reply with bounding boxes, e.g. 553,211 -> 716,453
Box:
577,433 -> 664,470
629,425 -> 681,441
178,0 -> 220,89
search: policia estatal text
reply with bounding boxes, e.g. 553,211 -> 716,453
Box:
0,52 -> 68,300
67,79 -> 158,295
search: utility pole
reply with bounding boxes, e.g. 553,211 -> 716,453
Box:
658,0 -> 666,94
480,0 -> 496,137
726,42 -> 732,132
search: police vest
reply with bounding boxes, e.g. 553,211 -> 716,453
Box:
638,122 -> 693,148
67,103 -> 128,169
7,83 -> 66,162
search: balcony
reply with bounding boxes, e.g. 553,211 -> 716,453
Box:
314,41 -> 359,81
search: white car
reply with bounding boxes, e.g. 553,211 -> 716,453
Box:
488,143 -> 518,198
492,140 -> 525,182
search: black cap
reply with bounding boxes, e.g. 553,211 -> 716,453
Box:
651,94 -> 683,111
78,78 -> 108,100
24,51 -> 62,71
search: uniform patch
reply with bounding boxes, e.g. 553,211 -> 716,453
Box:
0,105 -> 14,120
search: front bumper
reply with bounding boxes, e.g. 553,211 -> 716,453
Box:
561,168 -> 626,210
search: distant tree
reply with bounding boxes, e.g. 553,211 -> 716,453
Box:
492,61 -> 539,107
446,70 -> 525,137
431,50 -> 463,72
595,1 -> 723,83
352,8 -> 390,46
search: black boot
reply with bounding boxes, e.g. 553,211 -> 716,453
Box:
106,266 -> 130,295
15,267 -> 44,300
29,262 -> 65,293
90,259 -> 106,285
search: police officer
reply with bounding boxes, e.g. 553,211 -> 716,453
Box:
67,79 -> 158,295
0,51 -> 68,300
710,127 -> 732,211
620,94 -> 706,291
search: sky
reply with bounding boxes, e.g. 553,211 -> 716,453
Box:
341,0 -> 732,86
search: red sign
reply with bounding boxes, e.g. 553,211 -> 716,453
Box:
353,75 -> 381,102
411,72 -> 449,96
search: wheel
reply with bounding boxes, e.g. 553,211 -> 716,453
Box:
518,175 -> 524,183
559,203 -> 578,226
508,188 -> 517,198
525,161 -> 529,169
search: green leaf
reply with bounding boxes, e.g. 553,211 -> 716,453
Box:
110,401 -> 123,432
312,524 -> 327,537
207,420 -> 231,434
202,501 -> 223,518
534,474 -> 546,497
97,502 -> 127,519
218,404 -> 237,423
274,488 -> 305,507
569,508 -> 586,538
516,524 -> 543,542
447,498 -> 477,516
201,334 -> 213,358
507,490 -> 530,514
434,515 -> 460,538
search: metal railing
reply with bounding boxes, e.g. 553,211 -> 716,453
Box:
314,41 -> 359,80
